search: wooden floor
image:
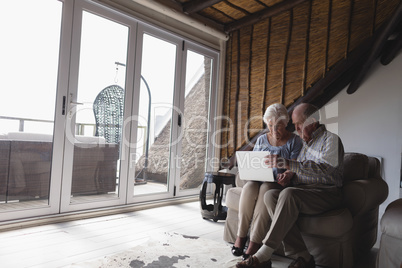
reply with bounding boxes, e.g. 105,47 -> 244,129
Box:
0,200 -> 378,268
0,201 -> 226,268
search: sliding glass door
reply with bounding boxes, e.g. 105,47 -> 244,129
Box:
131,32 -> 177,198
0,0 -> 220,220
60,0 -> 136,212
127,26 -> 219,201
176,44 -> 218,196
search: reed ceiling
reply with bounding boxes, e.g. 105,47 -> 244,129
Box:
153,0 -> 402,165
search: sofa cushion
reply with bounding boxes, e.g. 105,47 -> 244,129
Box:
298,208 -> 353,238
5,132 -> 107,144
74,135 -> 106,144
343,153 -> 369,182
7,132 -> 53,142
381,198 -> 402,239
226,187 -> 242,210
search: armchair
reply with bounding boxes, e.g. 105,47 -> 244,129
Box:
223,152 -> 388,268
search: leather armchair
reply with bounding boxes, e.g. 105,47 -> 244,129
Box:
376,198 -> 402,268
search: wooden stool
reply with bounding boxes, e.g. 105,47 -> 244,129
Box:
199,172 -> 235,222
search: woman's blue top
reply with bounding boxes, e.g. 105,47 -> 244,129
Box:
253,132 -> 303,179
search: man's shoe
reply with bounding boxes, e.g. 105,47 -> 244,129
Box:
232,245 -> 245,256
236,256 -> 272,268
288,256 -> 315,268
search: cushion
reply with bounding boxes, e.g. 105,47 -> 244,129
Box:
225,187 -> 242,210
5,132 -> 106,144
74,135 -> 106,144
343,153 -> 369,182
7,132 -> 53,142
298,208 -> 353,238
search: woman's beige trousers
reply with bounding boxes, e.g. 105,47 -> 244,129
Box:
237,181 -> 282,243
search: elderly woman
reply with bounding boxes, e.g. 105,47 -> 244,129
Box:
231,103 -> 303,260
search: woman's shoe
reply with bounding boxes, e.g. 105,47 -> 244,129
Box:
231,245 -> 245,256
242,253 -> 250,261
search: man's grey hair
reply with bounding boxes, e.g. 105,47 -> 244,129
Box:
301,103 -> 320,122
263,103 -> 290,126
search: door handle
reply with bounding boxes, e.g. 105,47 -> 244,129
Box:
69,93 -> 83,106
178,114 -> 182,127
68,93 -> 83,117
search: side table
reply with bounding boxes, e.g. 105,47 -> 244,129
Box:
200,172 -> 236,222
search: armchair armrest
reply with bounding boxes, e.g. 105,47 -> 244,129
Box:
342,177 -> 388,216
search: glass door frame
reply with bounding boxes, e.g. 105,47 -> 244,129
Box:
60,0 -> 137,212
126,24 -> 220,203
126,23 -> 184,204
173,40 -> 220,197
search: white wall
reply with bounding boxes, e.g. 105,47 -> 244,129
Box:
320,51 -> 402,213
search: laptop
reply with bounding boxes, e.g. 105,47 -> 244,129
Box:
235,151 -> 275,182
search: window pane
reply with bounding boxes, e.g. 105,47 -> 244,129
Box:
133,34 -> 177,195
179,51 -> 212,191
69,11 -> 129,203
0,0 -> 62,207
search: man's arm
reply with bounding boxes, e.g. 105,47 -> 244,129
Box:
265,133 -> 344,186
288,133 -> 344,186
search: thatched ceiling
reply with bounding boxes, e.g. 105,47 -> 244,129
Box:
154,0 -> 401,35
154,0 -> 402,96
154,0 -> 313,33
153,0 -> 402,164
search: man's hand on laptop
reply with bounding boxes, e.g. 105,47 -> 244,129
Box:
277,171 -> 293,187
264,154 -> 289,169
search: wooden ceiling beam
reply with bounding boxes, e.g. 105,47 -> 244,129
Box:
347,2 -> 402,94
152,0 -> 226,32
183,0 -> 224,14
381,31 -> 402,65
224,0 -> 308,33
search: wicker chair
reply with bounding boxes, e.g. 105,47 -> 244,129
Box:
93,85 -> 124,144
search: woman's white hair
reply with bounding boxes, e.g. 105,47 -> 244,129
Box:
263,103 -> 289,126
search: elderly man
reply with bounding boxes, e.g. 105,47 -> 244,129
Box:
236,103 -> 344,268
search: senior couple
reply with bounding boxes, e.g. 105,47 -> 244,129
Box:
232,103 -> 344,268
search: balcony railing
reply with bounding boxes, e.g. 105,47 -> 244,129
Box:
0,115 -> 54,132
0,115 -> 148,154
